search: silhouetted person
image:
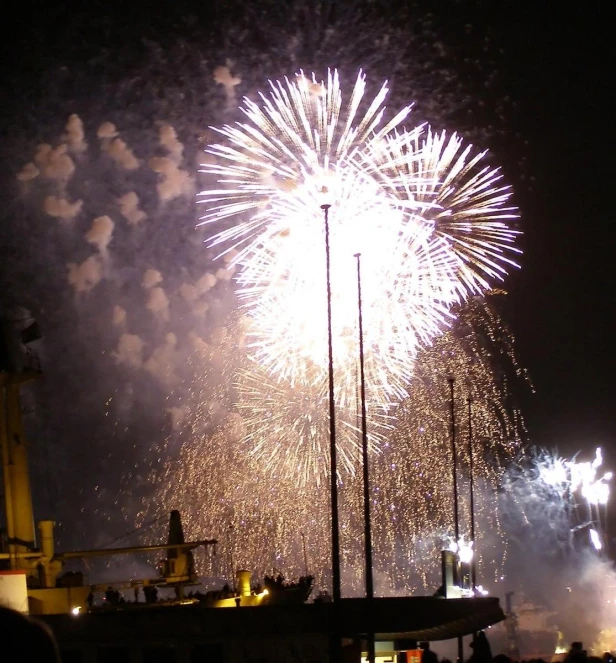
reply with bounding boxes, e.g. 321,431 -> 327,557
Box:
420,642 -> 439,663
469,631 -> 493,663
565,642 -> 587,663
0,606 -> 60,662
143,585 -> 158,603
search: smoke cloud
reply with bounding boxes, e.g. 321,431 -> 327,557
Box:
112,305 -> 127,326
62,114 -> 87,153
141,269 -> 163,289
159,124 -> 184,161
103,136 -> 139,170
85,215 -> 114,254
213,63 -> 242,109
16,162 -> 39,181
43,195 -> 83,222
117,192 -> 147,225
67,255 -> 104,292
34,143 -> 75,181
145,286 -> 170,321
149,156 -> 194,202
113,333 -> 145,368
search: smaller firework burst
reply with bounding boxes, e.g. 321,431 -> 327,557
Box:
501,447 -> 612,554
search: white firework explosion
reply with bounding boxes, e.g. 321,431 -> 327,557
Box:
198,69 -> 520,476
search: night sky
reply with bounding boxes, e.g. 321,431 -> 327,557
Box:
0,1 -> 613,538
494,5 -> 614,456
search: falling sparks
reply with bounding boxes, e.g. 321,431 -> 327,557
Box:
146,296 -> 526,594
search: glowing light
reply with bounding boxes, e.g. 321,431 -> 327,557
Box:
448,537 -> 474,564
590,528 -> 603,551
71,606 -> 82,615
570,448 -> 612,506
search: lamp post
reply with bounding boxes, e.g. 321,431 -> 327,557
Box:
321,202 -> 341,604
355,252 -> 375,663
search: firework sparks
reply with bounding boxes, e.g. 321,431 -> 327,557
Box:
198,70 -> 520,411
147,296 -> 525,595
235,360 -> 394,486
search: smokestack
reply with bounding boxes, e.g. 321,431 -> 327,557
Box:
236,570 -> 251,597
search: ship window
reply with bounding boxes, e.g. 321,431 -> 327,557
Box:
143,645 -> 178,663
96,646 -> 131,663
191,643 -> 224,662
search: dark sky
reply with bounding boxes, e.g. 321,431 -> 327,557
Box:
0,2 -> 613,475
492,5 -> 614,458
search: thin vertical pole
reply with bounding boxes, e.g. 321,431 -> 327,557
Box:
449,377 -> 460,542
301,531 -> 309,576
449,377 -> 462,663
468,397 -> 477,591
355,253 -> 375,663
322,204 -> 341,603
355,253 -> 373,600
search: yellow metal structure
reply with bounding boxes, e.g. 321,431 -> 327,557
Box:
1,319 -> 216,614
1,371 -> 39,570
1,363 -> 68,613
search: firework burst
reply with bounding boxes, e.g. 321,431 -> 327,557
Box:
198,70 -> 520,412
501,446 -> 612,553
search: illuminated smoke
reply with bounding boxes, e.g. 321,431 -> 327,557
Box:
112,305 -> 127,326
34,143 -> 75,181
146,287 -> 170,322
16,162 -> 40,181
113,333 -> 145,369
149,157 -> 194,203
85,215 -> 115,255
159,124 -> 184,162
118,192 -> 147,226
67,255 -> 104,293
141,269 -> 164,290
213,63 -> 242,109
101,135 -> 139,170
62,114 -> 88,153
43,195 -> 83,222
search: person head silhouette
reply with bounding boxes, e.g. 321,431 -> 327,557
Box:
0,606 -> 60,662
